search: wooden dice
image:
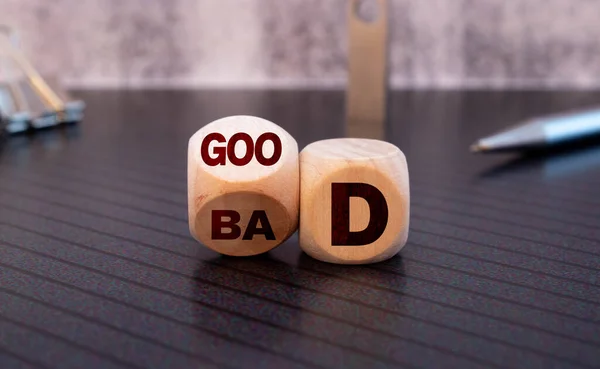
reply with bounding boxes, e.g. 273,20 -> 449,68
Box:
187,115 -> 299,256
299,138 -> 410,264
188,117 -> 410,264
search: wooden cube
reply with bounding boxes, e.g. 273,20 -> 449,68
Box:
299,138 -> 410,264
188,115 -> 299,256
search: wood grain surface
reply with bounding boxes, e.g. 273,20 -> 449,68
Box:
188,115 -> 299,256
345,0 -> 388,139
299,138 -> 409,264
0,89 -> 599,369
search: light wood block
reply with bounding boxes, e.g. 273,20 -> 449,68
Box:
188,115 -> 299,256
346,0 -> 388,140
299,138 -> 409,264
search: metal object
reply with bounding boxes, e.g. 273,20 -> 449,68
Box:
345,0 -> 388,140
0,26 -> 34,133
0,83 -> 30,133
44,75 -> 86,123
471,107 -> 600,153
0,24 -> 84,134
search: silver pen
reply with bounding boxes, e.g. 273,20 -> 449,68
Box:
470,107 -> 600,153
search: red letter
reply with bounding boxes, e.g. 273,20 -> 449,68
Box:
201,133 -> 226,166
331,183 -> 388,246
227,133 -> 254,166
255,132 -> 282,166
212,210 -> 241,240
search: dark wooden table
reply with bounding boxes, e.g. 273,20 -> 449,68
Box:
0,89 -> 599,369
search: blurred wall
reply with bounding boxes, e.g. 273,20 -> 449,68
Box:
1,0 -> 600,89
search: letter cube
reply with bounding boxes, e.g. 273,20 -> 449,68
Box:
188,115 -> 299,256
299,138 -> 410,264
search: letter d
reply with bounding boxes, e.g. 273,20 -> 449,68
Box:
331,183 -> 389,246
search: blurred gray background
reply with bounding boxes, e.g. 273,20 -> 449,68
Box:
1,0 -> 600,89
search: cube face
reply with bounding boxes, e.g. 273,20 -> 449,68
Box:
193,191 -> 293,256
299,138 -> 410,264
188,115 -> 299,256
189,116 -> 293,182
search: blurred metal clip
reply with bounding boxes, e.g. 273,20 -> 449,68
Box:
0,24 -> 85,135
